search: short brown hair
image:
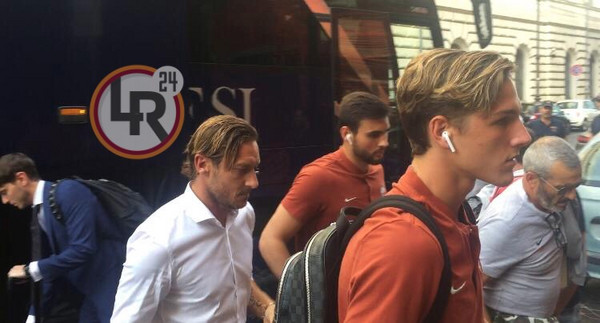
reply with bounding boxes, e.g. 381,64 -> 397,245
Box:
338,91 -> 390,133
184,115 -> 258,179
396,49 -> 514,155
0,153 -> 40,185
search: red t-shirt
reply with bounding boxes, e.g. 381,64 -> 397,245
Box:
281,147 -> 386,251
338,166 -> 484,323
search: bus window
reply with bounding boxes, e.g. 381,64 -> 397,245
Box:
332,9 -> 397,105
187,0 -> 329,68
391,23 -> 434,100
330,7 -> 438,105
186,0 -> 334,153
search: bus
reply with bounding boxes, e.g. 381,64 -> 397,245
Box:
1,0 -> 490,319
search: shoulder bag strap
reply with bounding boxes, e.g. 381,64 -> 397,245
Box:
48,180 -> 65,223
340,195 -> 451,323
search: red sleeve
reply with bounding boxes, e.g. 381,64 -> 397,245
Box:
280,165 -> 327,223
341,214 -> 444,323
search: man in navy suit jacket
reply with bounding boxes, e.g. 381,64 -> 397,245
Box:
1,153 -> 126,323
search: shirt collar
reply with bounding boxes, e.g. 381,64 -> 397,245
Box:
183,183 -> 238,224
393,166 -> 457,222
513,168 -> 525,177
33,180 -> 45,207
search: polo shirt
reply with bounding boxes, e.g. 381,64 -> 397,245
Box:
281,147 -> 386,251
527,117 -> 567,138
338,166 -> 484,322
479,179 -> 565,317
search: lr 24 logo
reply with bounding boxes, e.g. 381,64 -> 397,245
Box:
89,65 -> 185,159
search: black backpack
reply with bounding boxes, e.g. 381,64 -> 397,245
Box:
48,178 -> 154,240
274,195 -> 452,323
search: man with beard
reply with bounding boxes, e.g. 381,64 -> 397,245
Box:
259,91 -> 389,278
338,49 -> 531,323
111,115 -> 274,323
479,136 -> 582,322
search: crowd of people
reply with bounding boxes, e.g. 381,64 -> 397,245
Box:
0,47 -> 589,323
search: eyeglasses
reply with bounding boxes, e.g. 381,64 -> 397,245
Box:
538,176 -> 580,197
545,212 -> 567,250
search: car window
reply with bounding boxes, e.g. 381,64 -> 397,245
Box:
581,142 -> 600,187
558,102 -> 577,109
584,100 -> 596,110
552,106 -> 561,114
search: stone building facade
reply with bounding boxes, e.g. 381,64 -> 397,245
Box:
436,0 -> 600,104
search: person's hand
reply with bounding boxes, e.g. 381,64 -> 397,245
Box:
7,265 -> 27,279
263,302 -> 275,323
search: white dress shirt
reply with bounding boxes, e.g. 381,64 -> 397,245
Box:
111,184 -> 255,323
26,181 -> 46,323
28,180 -> 46,282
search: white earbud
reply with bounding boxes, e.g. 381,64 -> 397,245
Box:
442,131 -> 456,153
345,133 -> 353,145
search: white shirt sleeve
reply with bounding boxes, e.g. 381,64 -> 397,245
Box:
28,261 -> 42,282
25,315 -> 35,323
111,232 -> 172,323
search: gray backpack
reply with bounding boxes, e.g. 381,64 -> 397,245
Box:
274,195 -> 454,323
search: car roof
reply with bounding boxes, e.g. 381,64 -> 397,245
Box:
557,99 -> 592,103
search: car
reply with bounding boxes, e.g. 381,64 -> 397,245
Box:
576,131 -> 592,151
527,102 -> 571,135
556,99 -> 600,131
577,131 -> 600,278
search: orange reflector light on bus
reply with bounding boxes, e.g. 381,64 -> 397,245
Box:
58,106 -> 89,124
60,107 -> 87,115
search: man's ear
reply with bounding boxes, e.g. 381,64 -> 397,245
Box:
428,116 -> 453,151
193,154 -> 212,176
14,172 -> 29,187
523,171 -> 537,184
522,171 -> 539,191
339,126 -> 352,143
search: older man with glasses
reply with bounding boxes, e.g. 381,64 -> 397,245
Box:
478,136 -> 583,323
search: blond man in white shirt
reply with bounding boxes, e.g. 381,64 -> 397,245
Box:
111,115 -> 274,323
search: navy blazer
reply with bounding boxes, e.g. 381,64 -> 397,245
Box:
36,180 -> 126,323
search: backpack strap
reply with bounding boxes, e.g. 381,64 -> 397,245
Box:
49,177 -> 89,224
48,180 -> 66,224
340,195 -> 451,323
